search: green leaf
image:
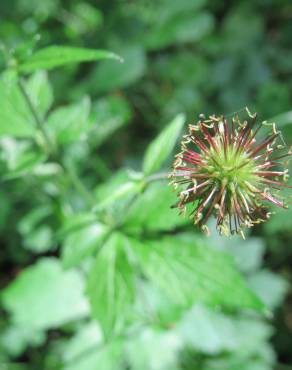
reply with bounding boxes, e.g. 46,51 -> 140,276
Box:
26,71 -> 53,119
263,205 -> 292,234
94,169 -> 142,214
18,205 -> 53,253
135,279 -> 182,326
1,325 -> 46,357
229,237 -> 265,274
271,110 -> 292,127
22,226 -> 53,253
178,304 -> 272,355
94,169 -> 134,201
2,258 -> 89,330
63,322 -> 102,363
0,138 -> 46,179
248,270 -> 288,310
65,3 -> 103,37
154,0 -> 207,22
145,12 -> 214,50
143,113 -> 185,175
93,169 -> 143,218
88,45 -> 146,93
210,234 -> 265,274
90,95 -> 132,147
123,182 -> 186,232
0,73 -> 35,137
130,236 -> 265,313
86,233 -> 135,337
206,357 -> 274,370
94,181 -> 140,212
62,222 -> 109,269
63,340 -> 122,370
58,212 -> 98,239
46,97 -> 91,144
126,328 -> 181,370
18,46 -> 122,73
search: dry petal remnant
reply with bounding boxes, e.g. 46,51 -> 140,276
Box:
170,108 -> 292,237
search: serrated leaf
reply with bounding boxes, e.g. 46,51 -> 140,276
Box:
130,236 -> 265,313
220,236 -> 265,273
248,270 -> 288,310
86,233 -> 135,338
18,46 -> 122,73
143,113 -> 185,175
2,258 -> 89,330
178,304 -> 272,355
231,239 -> 265,273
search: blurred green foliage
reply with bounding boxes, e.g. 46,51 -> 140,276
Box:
0,0 -> 292,369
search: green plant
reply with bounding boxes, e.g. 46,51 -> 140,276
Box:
0,43 -> 288,370
0,1 -> 291,369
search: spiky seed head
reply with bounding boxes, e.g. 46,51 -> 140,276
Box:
170,108 -> 292,237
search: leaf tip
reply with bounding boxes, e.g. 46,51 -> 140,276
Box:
112,53 -> 124,63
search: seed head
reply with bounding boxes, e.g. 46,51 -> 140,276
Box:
170,108 -> 292,237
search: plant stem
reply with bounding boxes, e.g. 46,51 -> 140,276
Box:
144,172 -> 170,183
18,78 -> 54,153
64,159 -> 94,206
18,77 -> 94,207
